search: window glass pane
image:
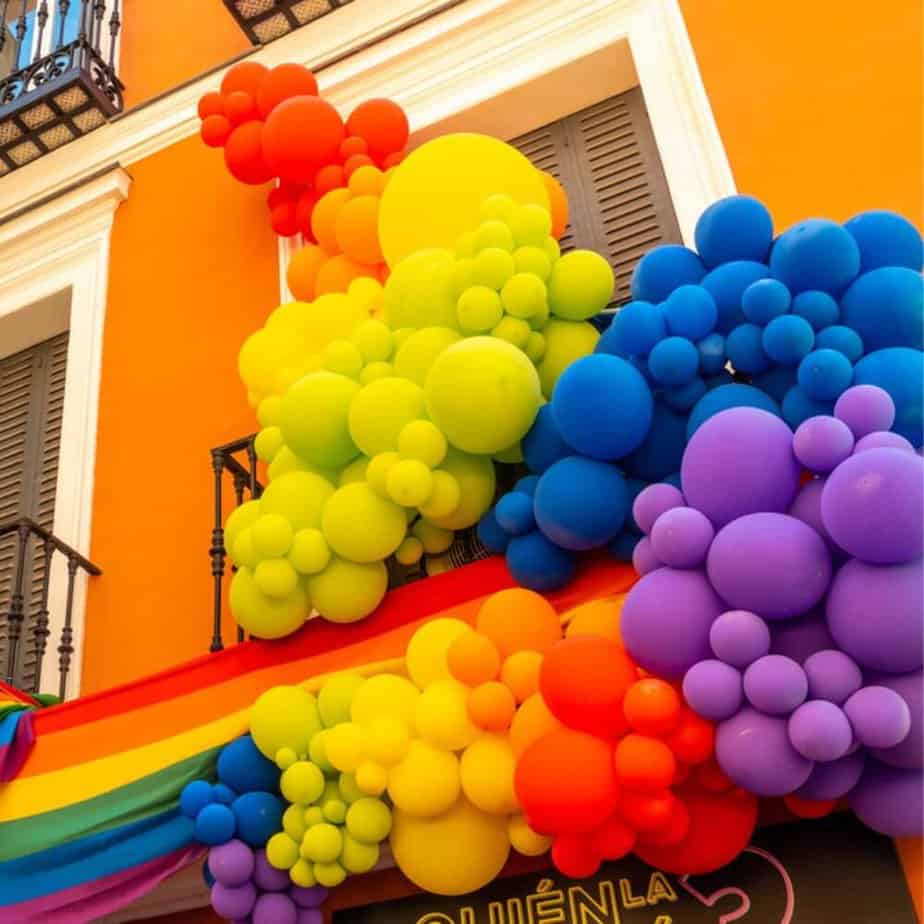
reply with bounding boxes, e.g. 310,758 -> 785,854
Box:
7,10 -> 37,70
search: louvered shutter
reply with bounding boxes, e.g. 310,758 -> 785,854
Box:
0,332 -> 68,691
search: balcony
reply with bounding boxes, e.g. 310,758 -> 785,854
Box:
0,0 -> 123,176
222,0 -> 354,45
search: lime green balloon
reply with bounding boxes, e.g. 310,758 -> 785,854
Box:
282,760 -> 326,805
225,500 -> 260,554
393,327 -> 462,386
426,449 -> 495,530
267,446 -> 305,481
308,729 -> 337,775
323,798 -> 347,824
424,337 -> 541,454
386,459 -> 433,508
318,673 -> 365,727
348,377 -> 426,457
366,451 -> 399,497
537,318 -> 600,397
302,823 -> 343,863
456,286 -> 503,334
304,806 -> 325,827
417,470 -> 461,519
547,249 -> 614,320
230,529 -> 259,569
383,249 -> 459,330
250,685 -> 322,760
480,194 -> 516,223
395,536 -> 424,565
513,246 -> 552,281
313,861 -> 347,888
543,236 -> 561,263
393,327 -> 414,347
451,258 -> 476,299
346,797 -> 393,844
290,859 -> 317,888
254,558 -> 298,598
339,772 -> 364,804
474,220 -> 514,253
501,273 -> 548,320
323,340 -> 364,379
288,528 -> 330,575
283,803 -> 308,841
257,395 -> 283,428
308,557 -> 388,623
492,316 -> 531,349
339,456 -> 369,486
412,519 -> 454,554
251,514 -> 294,558
230,568 -> 308,639
398,420 -> 447,468
510,203 -> 552,246
473,248 -> 515,290
322,483 -> 406,562
260,471 -> 335,531
525,331 -> 546,363
352,320 -> 394,363
341,834 -> 380,874
359,361 -> 395,385
280,372 -> 360,468
254,425 -> 284,463
266,832 -> 300,870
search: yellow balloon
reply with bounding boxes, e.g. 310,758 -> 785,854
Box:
406,617 -> 471,688
307,557 -> 388,623
415,680 -> 478,752
390,797 -> 510,895
321,483 -> 406,563
351,674 -> 420,728
564,596 -> 625,644
507,813 -> 553,857
425,448 -> 496,531
537,319 -> 600,398
324,722 -> 367,773
383,249 -> 460,330
460,734 -> 518,815
355,759 -> 389,796
259,471 -> 335,531
365,715 -> 410,766
388,740 -> 461,817
229,568 -> 308,640
250,685 -> 322,761
379,134 -> 549,268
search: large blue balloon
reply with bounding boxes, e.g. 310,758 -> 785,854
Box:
726,322 -> 771,374
551,354 -> 653,460
840,266 -> 923,352
623,400 -> 689,481
597,300 -> 665,357
522,403 -> 571,474
701,260 -> 771,332
218,735 -> 280,796
477,508 -> 510,554
853,347 -> 924,447
505,530 -> 576,591
694,195 -> 774,268
770,218 -> 860,295
782,384 -> 834,429
232,792 -> 284,847
687,383 -> 780,439
631,245 -> 705,303
534,456 -> 628,550
844,210 -> 924,272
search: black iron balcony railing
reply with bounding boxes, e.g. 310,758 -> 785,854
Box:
1,517 -> 101,698
0,0 -> 123,176
222,0 -> 353,45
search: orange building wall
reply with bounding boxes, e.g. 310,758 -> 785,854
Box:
680,0 -> 923,230
81,135 -> 279,694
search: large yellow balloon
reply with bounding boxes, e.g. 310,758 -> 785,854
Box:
388,740 -> 461,817
460,733 -> 518,815
250,685 -> 323,761
390,797 -> 511,895
379,134 -> 549,268
406,617 -> 471,688
351,674 -> 420,728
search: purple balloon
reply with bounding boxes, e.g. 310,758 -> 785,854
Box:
716,707 -> 815,796
821,448 -> 924,564
787,700 -> 853,762
834,385 -> 896,440
252,849 -> 291,892
803,649 -> 863,704
649,506 -> 715,568
796,751 -> 866,800
212,882 -> 258,920
743,654 -> 808,715
681,407 -> 801,528
297,911 -> 324,924
709,610 -> 771,668
793,415 -> 855,474
849,761 -> 924,837
289,885 -> 329,908
208,839 -> 255,888
706,513 -> 831,619
633,483 -> 685,535
787,478 -> 844,560
826,558 -> 923,674
844,686 -> 912,749
769,609 -> 835,664
632,536 -> 661,576
854,431 -> 915,454
683,659 -> 743,720
867,672 -> 923,770
253,893 -> 297,924
621,567 -> 723,679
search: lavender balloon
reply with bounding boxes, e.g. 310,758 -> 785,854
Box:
296,911 -> 324,924
787,478 -> 844,560
253,849 -> 290,892
208,839 -> 255,887
681,408 -> 801,528
212,882 -> 257,920
650,506 -> 715,568
844,686 -> 912,749
253,893 -> 297,924
683,660 -> 743,720
743,655 -> 808,715
854,431 -> 915,453
834,385 -> 896,439
793,416 -> 854,473
709,610 -> 771,668
803,649 -> 863,705
849,761 -> 924,837
769,609 -> 835,664
633,483 -> 685,535
632,536 -> 661,576
796,751 -> 866,800
289,886 -> 329,908
787,700 -> 853,762
866,672 -> 923,770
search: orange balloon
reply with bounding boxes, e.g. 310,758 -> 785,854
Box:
614,734 -> 676,792
344,153 -> 375,178
348,165 -> 387,197
340,135 -> 368,159
334,195 -> 383,265
347,99 -> 410,159
540,170 -> 569,240
500,651 -> 542,704
664,707 -> 715,765
221,60 -> 269,97
447,630 -> 501,687
256,63 -> 318,118
564,598 -> 623,644
286,244 -> 328,301
198,92 -> 225,120
225,90 -> 258,126
468,681 -> 516,732
224,121 -> 273,185
475,588 -> 561,659
383,151 -> 404,169
314,254 -> 372,296
263,96 -> 344,185
311,188 -> 352,254
201,114 -> 231,148
315,164 -> 346,196
510,693 -> 563,758
295,189 -> 318,239
377,264 -> 390,286
623,678 -> 681,736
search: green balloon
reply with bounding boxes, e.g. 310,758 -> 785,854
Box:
280,372 -> 360,468
547,249 -> 614,320
225,500 -> 260,554
321,484 -> 406,563
383,249 -> 459,330
318,673 -> 365,727
348,377 -> 426,457
259,471 -> 335,531
393,327 -> 462,387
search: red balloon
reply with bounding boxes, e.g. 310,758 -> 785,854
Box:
198,92 -> 225,120
665,708 -> 715,765
692,758 -> 734,793
262,97 -> 345,185
383,151 -> 405,169
635,798 -> 690,847
225,90 -> 259,126
621,789 -> 677,833
515,729 -> 618,835
221,61 -> 269,97
271,200 -> 300,237
315,164 -> 346,196
783,795 -> 836,819
614,734 -> 676,792
340,135 -> 369,160
344,153 -> 374,178
267,183 -> 302,210
346,98 -> 409,158
200,114 -> 231,148
295,189 -> 319,239
588,812 -> 636,861
224,121 -> 273,185
635,787 -> 757,875
552,834 -> 601,879
539,637 -> 637,738
257,63 -> 319,118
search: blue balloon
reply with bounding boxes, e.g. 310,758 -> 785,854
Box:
608,531 -> 641,562
622,478 -> 647,535
694,195 -> 774,268
218,736 -> 280,796
180,780 -> 214,819
797,348 -> 853,401
647,336 -> 700,386
631,245 -> 705,303
232,792 -> 284,848
628,354 -> 656,386
623,400 -> 689,481
212,784 -> 236,805
840,267 -> 923,352
597,300 -> 666,357
782,385 -> 834,428
751,365 -> 798,403
522,404 -> 571,474
853,347 -> 924,447
814,325 -> 864,363
726,322 -> 771,374
477,509 -> 510,554
701,260 -> 771,333
515,475 -> 540,496
742,278 -> 791,325
792,290 -> 839,330
194,803 -> 236,846
663,375 -> 707,412
844,210 -> 924,272
687,383 -> 781,439
770,218 -> 860,295
663,285 -> 718,340
495,491 -> 535,536
203,862 -> 216,888
762,314 -> 815,365
505,530 -> 576,591
534,456 -> 628,550
551,354 -> 653,461
697,332 -> 726,375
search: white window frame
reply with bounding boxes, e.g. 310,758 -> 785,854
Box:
0,166 -> 129,697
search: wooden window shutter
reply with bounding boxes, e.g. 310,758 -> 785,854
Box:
511,87 -> 682,308
0,332 -> 68,691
